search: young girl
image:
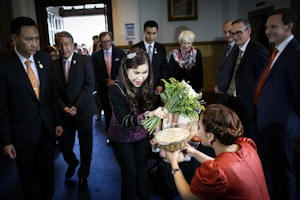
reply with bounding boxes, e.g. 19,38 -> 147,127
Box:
166,104 -> 270,200
108,47 -> 167,200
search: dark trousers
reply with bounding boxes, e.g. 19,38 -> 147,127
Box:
100,94 -> 112,133
265,138 -> 296,200
111,136 -> 150,200
15,133 -> 54,200
58,116 -> 93,178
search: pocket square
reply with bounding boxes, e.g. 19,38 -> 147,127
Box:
115,58 -> 120,61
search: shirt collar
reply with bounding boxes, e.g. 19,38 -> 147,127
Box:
239,38 -> 251,53
14,47 -> 35,65
63,52 -> 74,63
229,41 -> 235,48
104,47 -> 112,54
276,34 -> 294,53
144,40 -> 155,49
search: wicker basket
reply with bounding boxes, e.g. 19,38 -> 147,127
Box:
155,128 -> 190,152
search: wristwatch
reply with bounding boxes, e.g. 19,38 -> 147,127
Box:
171,168 -> 182,175
144,111 -> 150,118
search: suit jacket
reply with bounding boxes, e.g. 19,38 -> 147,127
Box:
257,38 -> 300,139
0,51 -> 61,148
131,41 -> 169,89
92,47 -> 125,97
54,53 -> 96,120
168,48 -> 203,92
217,45 -> 238,92
229,39 -> 269,121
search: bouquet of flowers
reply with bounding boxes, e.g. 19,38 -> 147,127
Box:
142,78 -> 205,134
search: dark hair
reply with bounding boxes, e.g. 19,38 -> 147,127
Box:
232,18 -> 251,29
55,31 -> 74,44
201,104 -> 244,145
144,20 -> 158,31
99,31 -> 113,40
92,35 -> 99,40
270,9 -> 297,33
10,17 -> 38,35
117,47 -> 155,114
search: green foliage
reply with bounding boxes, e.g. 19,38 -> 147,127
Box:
142,78 -> 205,135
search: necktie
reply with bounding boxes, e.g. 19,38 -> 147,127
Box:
64,60 -> 70,82
227,50 -> 243,96
225,44 -> 232,58
253,48 -> 278,107
148,45 -> 153,63
105,51 -> 112,79
25,60 -> 40,100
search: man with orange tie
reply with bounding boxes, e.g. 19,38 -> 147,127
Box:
54,31 -> 96,189
0,17 -> 63,200
92,32 -> 125,141
255,9 -> 300,200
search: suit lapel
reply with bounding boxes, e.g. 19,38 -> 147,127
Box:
34,53 -> 44,101
68,53 -> 77,84
12,52 -> 39,101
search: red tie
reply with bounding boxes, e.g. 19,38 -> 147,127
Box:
105,51 -> 112,79
253,48 -> 278,107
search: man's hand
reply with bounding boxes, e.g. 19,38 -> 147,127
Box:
154,86 -> 163,95
55,126 -> 63,137
214,85 -> 223,94
106,79 -> 114,87
2,144 -> 17,159
64,106 -> 77,116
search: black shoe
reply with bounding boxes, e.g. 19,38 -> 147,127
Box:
95,114 -> 101,121
65,160 -> 79,179
79,177 -> 88,189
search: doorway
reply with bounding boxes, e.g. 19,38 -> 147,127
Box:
35,0 -> 113,50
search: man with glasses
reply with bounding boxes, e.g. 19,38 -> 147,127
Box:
92,31 -> 125,143
214,20 -> 238,103
225,19 -> 268,147
54,31 -> 96,189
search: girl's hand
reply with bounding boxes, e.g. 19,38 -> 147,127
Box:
151,107 -> 168,119
165,150 -> 180,164
183,143 -> 197,157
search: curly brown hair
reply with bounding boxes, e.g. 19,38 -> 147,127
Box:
116,47 -> 156,114
202,104 -> 244,145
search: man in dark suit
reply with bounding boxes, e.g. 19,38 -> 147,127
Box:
214,20 -> 238,103
131,20 -> 169,96
92,32 -> 125,138
255,9 -> 300,200
225,19 -> 268,144
0,17 -> 62,200
54,31 -> 96,189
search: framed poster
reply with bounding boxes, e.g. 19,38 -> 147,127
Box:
168,0 -> 198,21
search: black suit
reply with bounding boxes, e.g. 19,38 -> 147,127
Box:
92,47 -> 125,132
217,44 -> 238,103
131,41 -> 169,90
54,53 -> 96,179
225,39 -> 268,141
257,38 -> 300,200
0,51 -> 61,200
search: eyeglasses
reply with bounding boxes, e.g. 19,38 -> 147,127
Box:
56,42 -> 72,49
230,27 -> 249,37
101,40 -> 112,44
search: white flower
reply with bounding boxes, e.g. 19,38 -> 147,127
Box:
38,61 -> 43,69
127,53 -> 137,59
73,60 -> 76,64
181,80 -> 198,98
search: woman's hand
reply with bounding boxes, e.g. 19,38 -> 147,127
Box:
150,107 -> 168,119
183,143 -> 197,158
165,150 -> 180,165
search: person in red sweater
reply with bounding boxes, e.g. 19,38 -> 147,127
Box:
166,104 -> 270,200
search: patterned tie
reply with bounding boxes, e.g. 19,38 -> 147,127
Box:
148,45 -> 153,63
225,44 -> 232,58
105,51 -> 112,78
227,50 -> 243,96
64,60 -> 70,82
25,60 -> 40,100
253,48 -> 278,107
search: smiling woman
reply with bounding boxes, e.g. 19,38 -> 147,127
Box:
108,47 -> 168,200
